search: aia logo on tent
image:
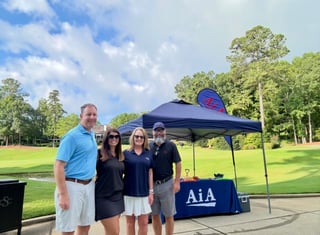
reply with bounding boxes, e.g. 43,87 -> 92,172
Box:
185,188 -> 216,207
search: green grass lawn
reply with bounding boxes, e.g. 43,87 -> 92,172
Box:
179,144 -> 320,194
0,147 -> 57,219
0,144 -> 319,219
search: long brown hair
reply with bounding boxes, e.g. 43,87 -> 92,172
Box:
100,127 -> 124,161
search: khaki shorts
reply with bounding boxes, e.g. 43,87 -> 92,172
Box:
55,180 -> 95,232
151,178 -> 176,217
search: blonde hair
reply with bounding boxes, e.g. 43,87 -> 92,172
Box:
128,127 -> 149,151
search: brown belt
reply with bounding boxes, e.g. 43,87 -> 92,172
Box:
65,177 -> 92,185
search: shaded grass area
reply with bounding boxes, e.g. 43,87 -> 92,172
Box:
0,144 -> 319,219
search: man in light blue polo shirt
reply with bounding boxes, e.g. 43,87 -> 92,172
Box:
54,103 -> 98,235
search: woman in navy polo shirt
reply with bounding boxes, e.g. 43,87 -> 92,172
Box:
123,127 -> 154,235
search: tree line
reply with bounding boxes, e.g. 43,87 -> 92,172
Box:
0,78 -> 69,146
1,25 -> 319,147
174,26 -> 320,146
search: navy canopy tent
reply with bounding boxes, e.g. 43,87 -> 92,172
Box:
119,100 -> 262,139
118,100 -> 271,213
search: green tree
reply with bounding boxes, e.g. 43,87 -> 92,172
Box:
36,90 -> 65,147
227,25 -> 289,129
47,90 -> 65,147
56,114 -> 80,138
265,61 -> 293,141
0,78 -> 30,145
36,98 -> 49,139
175,71 -> 216,104
214,72 -> 257,119
291,52 -> 320,143
21,105 -> 44,145
110,113 -> 141,128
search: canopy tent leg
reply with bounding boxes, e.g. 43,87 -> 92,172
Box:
192,142 -> 196,177
261,133 -> 271,213
230,143 -> 238,190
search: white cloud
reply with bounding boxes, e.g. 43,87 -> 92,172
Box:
0,0 -> 319,124
2,0 -> 55,17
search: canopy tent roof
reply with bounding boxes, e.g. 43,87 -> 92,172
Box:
118,99 -> 271,213
118,99 -> 262,141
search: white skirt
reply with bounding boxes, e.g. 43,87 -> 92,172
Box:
123,196 -> 151,216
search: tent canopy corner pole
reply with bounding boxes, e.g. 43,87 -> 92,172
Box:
261,132 -> 271,214
192,142 -> 196,177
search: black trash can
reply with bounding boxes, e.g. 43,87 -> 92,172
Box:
0,179 -> 27,235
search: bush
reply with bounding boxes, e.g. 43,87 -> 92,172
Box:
178,141 -> 185,147
242,144 -> 258,150
243,133 -> 261,149
270,135 -> 281,149
314,128 -> 320,141
196,139 -> 208,148
208,136 -> 229,150
208,135 -> 245,150
232,135 -> 245,150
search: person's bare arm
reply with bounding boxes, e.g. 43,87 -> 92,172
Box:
54,160 -> 69,210
148,168 -> 154,205
174,161 -> 182,193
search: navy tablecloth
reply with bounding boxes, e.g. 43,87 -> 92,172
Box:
174,179 -> 242,219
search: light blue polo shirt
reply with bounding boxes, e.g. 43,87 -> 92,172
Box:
56,124 -> 97,180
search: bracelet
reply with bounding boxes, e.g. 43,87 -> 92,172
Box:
149,189 -> 154,194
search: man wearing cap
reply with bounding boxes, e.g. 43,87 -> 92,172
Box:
150,122 -> 182,235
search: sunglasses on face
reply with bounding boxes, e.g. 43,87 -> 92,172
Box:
108,134 -> 120,139
134,135 -> 145,139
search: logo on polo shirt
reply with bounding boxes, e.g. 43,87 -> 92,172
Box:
185,188 -> 216,207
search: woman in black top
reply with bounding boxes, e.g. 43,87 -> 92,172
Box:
95,127 -> 125,235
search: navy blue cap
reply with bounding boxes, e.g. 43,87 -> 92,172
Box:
153,122 -> 165,130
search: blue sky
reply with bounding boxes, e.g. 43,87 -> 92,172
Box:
0,0 -> 319,124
